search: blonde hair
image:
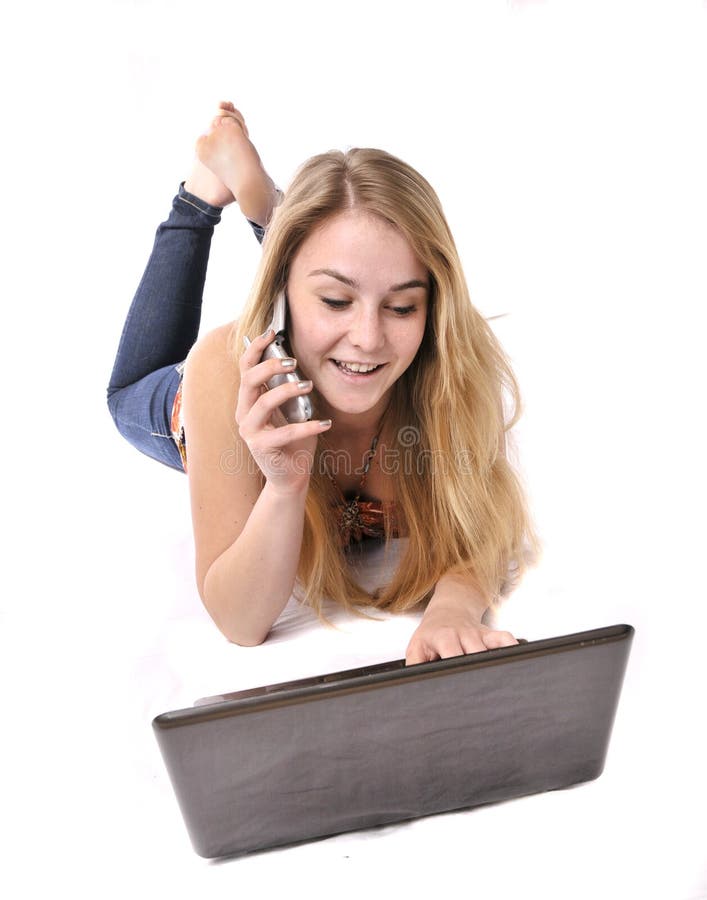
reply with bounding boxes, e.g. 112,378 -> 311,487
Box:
231,148 -> 541,620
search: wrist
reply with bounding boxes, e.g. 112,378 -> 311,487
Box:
426,573 -> 488,623
260,477 -> 311,504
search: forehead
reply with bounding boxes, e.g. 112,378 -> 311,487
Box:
290,209 -> 428,286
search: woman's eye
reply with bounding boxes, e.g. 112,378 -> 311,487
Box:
320,298 -> 416,316
321,298 -> 351,310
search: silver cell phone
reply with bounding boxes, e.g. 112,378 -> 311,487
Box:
259,291 -> 313,424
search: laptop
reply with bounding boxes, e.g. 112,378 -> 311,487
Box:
152,623 -> 634,858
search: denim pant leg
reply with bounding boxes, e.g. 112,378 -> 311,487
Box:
106,184 -> 224,471
108,363 -> 184,469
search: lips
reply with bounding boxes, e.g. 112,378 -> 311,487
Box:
331,359 -> 385,376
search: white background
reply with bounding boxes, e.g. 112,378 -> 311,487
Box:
2,1 -> 706,897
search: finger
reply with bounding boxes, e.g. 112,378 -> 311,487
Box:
239,330 -> 280,388
241,356 -> 310,406
239,334 -> 310,405
237,363 -> 310,425
416,627 -> 465,661
241,355 -> 301,387
242,417 -> 332,455
434,632 -> 466,660
236,381 -> 313,433
240,328 -> 275,369
480,629 -> 519,650
405,642 -> 430,666
458,630 -> 489,654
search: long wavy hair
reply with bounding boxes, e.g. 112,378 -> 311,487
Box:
230,148 -> 541,620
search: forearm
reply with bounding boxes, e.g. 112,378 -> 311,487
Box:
202,482 -> 308,646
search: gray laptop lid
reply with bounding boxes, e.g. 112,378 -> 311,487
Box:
152,623 -> 633,858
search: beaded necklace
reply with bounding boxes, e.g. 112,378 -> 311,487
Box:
321,420 -> 386,545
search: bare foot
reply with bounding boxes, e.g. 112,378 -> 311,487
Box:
183,103 -> 241,208
195,103 -> 280,226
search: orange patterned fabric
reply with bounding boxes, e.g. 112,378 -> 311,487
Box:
170,375 -> 188,473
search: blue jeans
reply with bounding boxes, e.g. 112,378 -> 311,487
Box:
107,183 -> 264,471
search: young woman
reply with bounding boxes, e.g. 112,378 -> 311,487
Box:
107,102 -> 540,665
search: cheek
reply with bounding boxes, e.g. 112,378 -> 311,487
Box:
286,303 -> 307,344
289,324 -> 327,361
403,322 -> 427,361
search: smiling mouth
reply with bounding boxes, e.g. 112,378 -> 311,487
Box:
331,359 -> 385,375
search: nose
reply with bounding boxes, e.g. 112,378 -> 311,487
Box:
349,304 -> 385,355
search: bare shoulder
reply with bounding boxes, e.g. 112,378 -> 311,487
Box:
181,321 -> 262,599
183,321 -> 239,386
181,321 -> 241,452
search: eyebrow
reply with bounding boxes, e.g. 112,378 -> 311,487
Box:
307,268 -> 428,293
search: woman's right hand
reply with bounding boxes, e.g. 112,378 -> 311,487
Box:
236,330 -> 332,495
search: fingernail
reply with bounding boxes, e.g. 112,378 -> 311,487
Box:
243,335 -> 251,348
297,380 -> 312,389
281,358 -> 296,368
259,328 -> 274,339
319,419 -> 332,429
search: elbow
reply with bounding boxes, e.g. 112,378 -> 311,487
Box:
208,598 -> 272,647
199,579 -> 271,647
216,606 -> 272,647
226,631 -> 269,648
219,615 -> 272,646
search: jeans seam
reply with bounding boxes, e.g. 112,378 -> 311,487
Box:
178,194 -> 221,218
177,182 -> 222,219
110,409 -> 174,440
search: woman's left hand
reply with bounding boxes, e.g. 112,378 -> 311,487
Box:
405,600 -> 518,666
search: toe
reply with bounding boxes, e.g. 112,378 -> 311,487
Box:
219,107 -> 248,136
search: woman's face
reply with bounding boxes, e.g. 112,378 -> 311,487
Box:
286,209 -> 429,428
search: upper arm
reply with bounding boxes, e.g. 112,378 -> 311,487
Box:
181,323 -> 263,599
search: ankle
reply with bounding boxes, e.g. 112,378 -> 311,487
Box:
184,161 -> 234,208
236,178 -> 281,227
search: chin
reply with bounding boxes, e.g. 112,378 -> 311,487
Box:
329,392 -> 390,417
325,399 -> 376,416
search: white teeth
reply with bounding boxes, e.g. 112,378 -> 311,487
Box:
336,361 -> 379,373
